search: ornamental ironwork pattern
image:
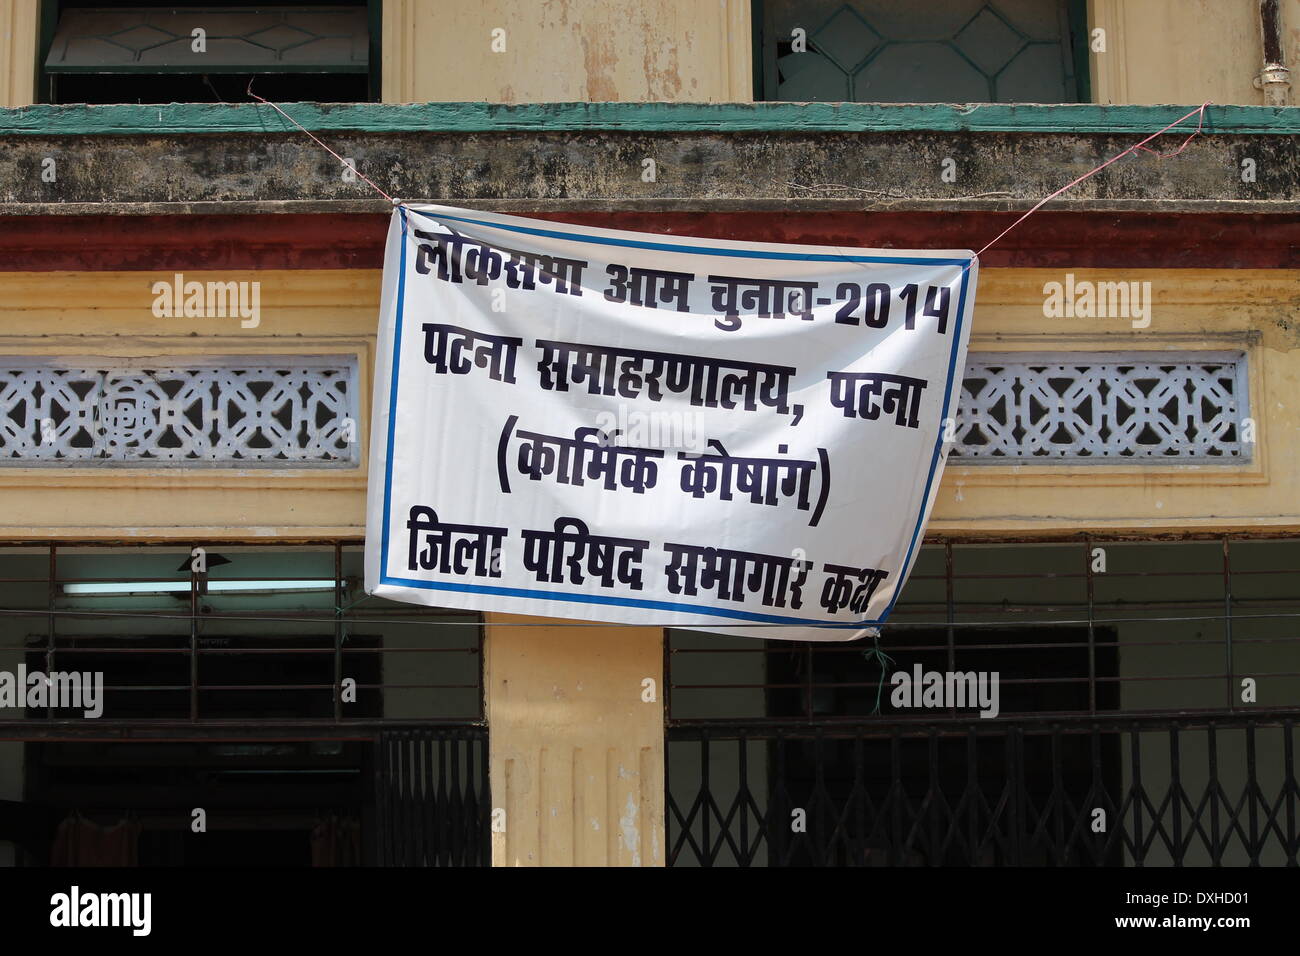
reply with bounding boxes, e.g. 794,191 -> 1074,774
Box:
667,715 -> 1299,866
0,359 -> 357,466
46,6 -> 369,73
952,354 -> 1250,462
763,0 -> 1080,103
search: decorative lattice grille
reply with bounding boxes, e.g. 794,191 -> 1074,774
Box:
764,0 -> 1079,104
46,7 -> 370,73
953,353 -> 1250,462
0,358 -> 358,466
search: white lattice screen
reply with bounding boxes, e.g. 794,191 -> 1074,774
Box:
0,353 -> 1250,467
952,353 -> 1251,463
0,358 -> 358,466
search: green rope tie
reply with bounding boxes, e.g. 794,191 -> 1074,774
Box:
862,635 -> 895,716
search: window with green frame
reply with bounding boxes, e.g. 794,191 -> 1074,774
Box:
37,0 -> 381,104
754,0 -> 1090,103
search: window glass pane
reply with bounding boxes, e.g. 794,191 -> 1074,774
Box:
762,0 -> 1079,103
46,6 -> 369,73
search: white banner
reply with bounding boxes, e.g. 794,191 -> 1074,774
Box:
365,205 -> 976,641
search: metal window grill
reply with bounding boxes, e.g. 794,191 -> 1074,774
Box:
0,358 -> 359,466
666,535 -> 1300,866
45,6 -> 370,74
952,353 -> 1251,462
0,542 -> 488,866
0,541 -> 485,728
760,0 -> 1082,103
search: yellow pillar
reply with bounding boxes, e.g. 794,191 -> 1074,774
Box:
484,613 -> 665,866
0,0 -> 38,108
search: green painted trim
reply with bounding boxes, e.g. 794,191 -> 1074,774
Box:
0,101 -> 1297,136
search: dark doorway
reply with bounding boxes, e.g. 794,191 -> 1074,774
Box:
25,739 -> 367,866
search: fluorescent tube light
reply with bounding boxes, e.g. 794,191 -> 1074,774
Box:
63,580 -> 336,596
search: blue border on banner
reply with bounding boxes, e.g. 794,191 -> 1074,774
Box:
379,209 -> 974,629
377,205 -> 410,584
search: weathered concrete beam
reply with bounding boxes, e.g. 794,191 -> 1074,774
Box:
0,103 -> 1296,213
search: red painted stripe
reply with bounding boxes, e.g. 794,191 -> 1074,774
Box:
0,214 -> 389,272
1,212 -> 1298,271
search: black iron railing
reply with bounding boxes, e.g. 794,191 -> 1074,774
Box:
667,712 -> 1300,866
375,726 -> 490,867
0,541 -> 484,726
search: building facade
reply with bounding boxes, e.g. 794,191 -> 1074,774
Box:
0,0 -> 1298,867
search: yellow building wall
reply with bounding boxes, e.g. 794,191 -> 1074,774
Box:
6,0 -> 1296,871
5,0 -> 1299,108
6,1 -> 1300,108
1090,0 -> 1300,105
381,0 -> 752,103
0,0 -> 36,108
0,0 -> 753,109
3,265 -> 1297,867
1,266 -> 1298,539
0,269 -> 372,540
936,269 -> 1300,536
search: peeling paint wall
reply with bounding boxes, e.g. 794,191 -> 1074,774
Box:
1090,0 -> 1300,105
382,0 -> 752,103
7,1 -> 1300,109
378,0 -> 1300,107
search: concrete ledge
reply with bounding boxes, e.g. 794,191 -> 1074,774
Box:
0,125 -> 1296,211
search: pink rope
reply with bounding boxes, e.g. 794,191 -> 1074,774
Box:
975,102 -> 1211,259
247,80 -> 398,204
241,83 -> 1209,252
